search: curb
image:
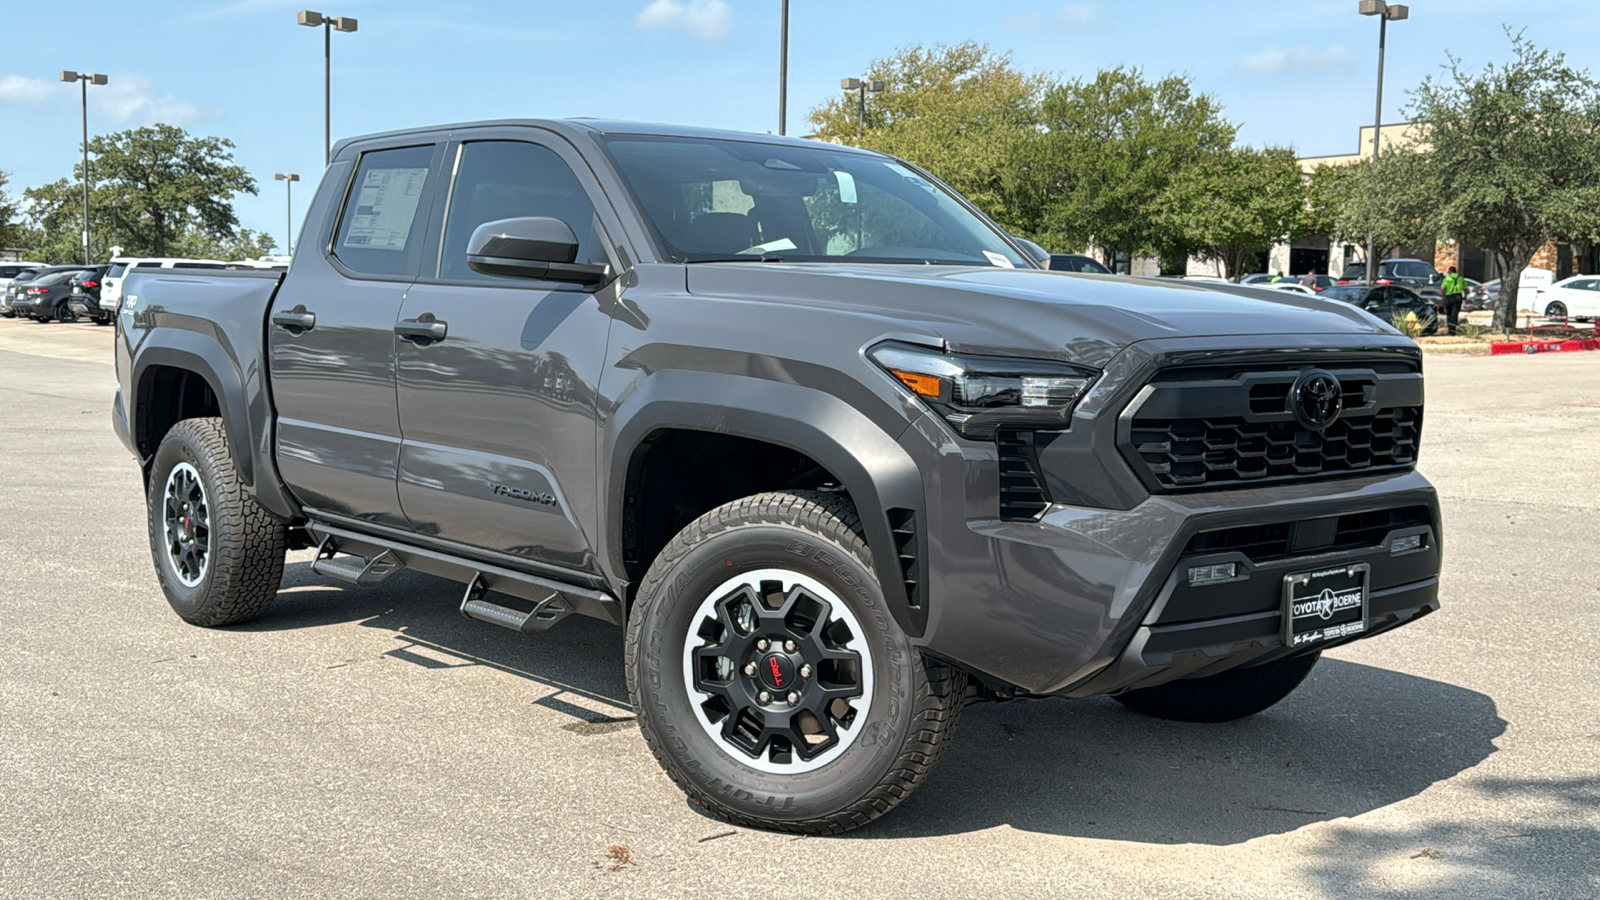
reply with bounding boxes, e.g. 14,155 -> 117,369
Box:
1489,338 -> 1600,356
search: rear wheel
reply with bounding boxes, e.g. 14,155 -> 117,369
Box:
1545,301 -> 1568,318
1113,653 -> 1320,723
626,490 -> 964,834
147,417 -> 286,626
55,302 -> 75,323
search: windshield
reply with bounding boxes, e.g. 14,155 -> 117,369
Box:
599,134 -> 1030,267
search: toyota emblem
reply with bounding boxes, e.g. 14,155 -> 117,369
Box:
1291,371 -> 1343,431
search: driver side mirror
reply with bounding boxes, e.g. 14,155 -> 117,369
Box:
466,216 -> 611,286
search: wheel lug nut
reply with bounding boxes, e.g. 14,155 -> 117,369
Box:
787,691 -> 800,706
784,640 -> 797,652
756,639 -> 770,651
799,664 -> 812,678
743,662 -> 757,677
758,690 -> 772,704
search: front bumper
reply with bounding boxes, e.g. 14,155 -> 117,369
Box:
912,411 -> 1441,696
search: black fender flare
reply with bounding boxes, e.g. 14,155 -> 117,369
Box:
129,334 -> 298,520
605,369 -> 928,636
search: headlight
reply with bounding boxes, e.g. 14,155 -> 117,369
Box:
868,341 -> 1096,440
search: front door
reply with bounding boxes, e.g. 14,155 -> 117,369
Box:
394,137 -> 615,572
269,142 -> 440,526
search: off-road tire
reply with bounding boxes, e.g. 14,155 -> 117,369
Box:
1113,652 -> 1320,723
147,417 -> 286,626
626,490 -> 965,834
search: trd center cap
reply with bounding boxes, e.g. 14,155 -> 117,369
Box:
758,653 -> 795,691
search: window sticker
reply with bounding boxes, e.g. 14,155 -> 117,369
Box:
834,170 -> 858,204
738,237 -> 797,255
343,167 -> 429,251
982,251 -> 1015,268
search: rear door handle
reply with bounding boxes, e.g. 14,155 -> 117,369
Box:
395,315 -> 447,343
271,306 -> 316,332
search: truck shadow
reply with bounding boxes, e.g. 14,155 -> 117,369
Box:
866,658 -> 1505,845
244,559 -> 633,720
249,560 -> 1505,847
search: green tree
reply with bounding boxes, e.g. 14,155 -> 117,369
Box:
1016,67 -> 1236,266
1156,147 -> 1308,280
807,42 -> 1044,229
169,224 -> 278,261
84,124 -> 258,257
0,171 -> 23,250
1336,33 -> 1600,329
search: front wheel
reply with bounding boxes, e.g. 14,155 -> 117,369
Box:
626,491 -> 965,834
146,417 -> 286,626
1113,653 -> 1320,723
1545,301 -> 1568,318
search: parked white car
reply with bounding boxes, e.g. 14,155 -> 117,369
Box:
1526,274 -> 1600,320
102,257 -> 228,316
0,261 -> 47,294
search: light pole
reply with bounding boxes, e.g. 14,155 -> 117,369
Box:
297,10 -> 358,168
274,173 -> 300,256
1359,0 -> 1408,283
778,0 -> 789,135
839,77 -> 885,140
60,70 -> 108,265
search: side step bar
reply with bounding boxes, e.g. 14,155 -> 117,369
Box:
305,522 -> 622,629
459,573 -> 573,634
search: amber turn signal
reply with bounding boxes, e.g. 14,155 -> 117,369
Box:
890,369 -> 942,398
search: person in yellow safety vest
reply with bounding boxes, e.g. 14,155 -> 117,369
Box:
1439,266 -> 1467,336
1270,273 -> 1285,283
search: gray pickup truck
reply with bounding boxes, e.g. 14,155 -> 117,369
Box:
114,119 -> 1442,834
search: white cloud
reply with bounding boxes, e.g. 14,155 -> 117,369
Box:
93,77 -> 207,126
635,0 -> 732,42
1237,45 -> 1357,77
1002,4 -> 1102,31
0,75 -> 54,108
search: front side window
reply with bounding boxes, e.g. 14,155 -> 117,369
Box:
600,135 -> 1028,267
334,144 -> 435,278
438,140 -> 603,283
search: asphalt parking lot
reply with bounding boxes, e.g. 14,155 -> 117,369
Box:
1,317 -> 1596,899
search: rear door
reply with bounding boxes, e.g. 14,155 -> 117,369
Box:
392,134 -> 618,572
268,141 -> 443,526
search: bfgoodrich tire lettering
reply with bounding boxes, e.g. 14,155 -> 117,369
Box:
626,490 -> 965,834
146,417 -> 286,626
1113,652 -> 1321,723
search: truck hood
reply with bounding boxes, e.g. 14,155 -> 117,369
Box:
684,264 -> 1393,368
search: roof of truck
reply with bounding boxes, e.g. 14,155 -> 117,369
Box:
330,118 -> 876,159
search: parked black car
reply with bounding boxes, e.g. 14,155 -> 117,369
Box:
66,265 -> 113,324
6,266 -> 92,321
2,268 -> 45,317
1319,283 -> 1439,335
1339,258 -> 1444,301
1046,253 -> 1111,274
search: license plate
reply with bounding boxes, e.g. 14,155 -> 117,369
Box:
73,287 -> 82,294
1284,563 -> 1369,648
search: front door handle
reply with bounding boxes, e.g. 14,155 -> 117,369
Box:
271,306 -> 316,332
395,314 -> 448,343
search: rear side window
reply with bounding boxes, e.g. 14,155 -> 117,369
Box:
134,261 -> 163,268
173,262 -> 225,269
438,140 -> 602,283
106,264 -> 128,278
334,144 -> 435,278
0,266 -> 23,278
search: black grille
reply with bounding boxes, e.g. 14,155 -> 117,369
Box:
1332,505 -> 1431,549
1131,407 -> 1421,489
998,430 -> 1049,520
1184,505 -> 1433,563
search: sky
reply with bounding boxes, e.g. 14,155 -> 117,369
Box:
4,0 -> 1599,253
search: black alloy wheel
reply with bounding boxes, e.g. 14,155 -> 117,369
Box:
1546,301 -> 1568,319
162,461 -> 211,588
685,568 -> 871,771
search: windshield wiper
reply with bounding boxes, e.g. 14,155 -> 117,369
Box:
684,256 -> 788,264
